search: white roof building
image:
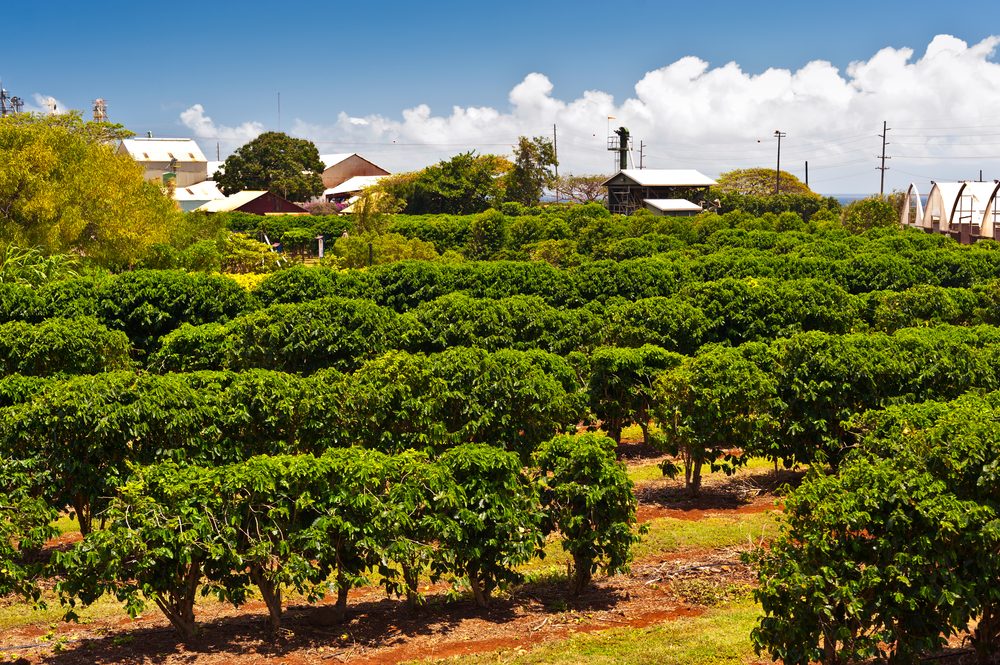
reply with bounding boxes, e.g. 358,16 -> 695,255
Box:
603,169 -> 717,188
643,198 -> 704,216
604,169 -> 716,215
174,180 -> 225,212
118,137 -> 209,187
120,138 -> 207,163
901,180 -> 1000,241
324,174 -> 389,200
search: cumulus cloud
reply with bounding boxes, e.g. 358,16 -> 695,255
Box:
25,93 -> 65,115
179,103 -> 264,152
188,34 -> 1000,193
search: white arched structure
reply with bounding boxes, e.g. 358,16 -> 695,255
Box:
900,183 -> 925,228
979,182 -> 1000,240
923,181 -> 965,231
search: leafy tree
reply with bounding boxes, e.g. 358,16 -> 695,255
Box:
534,433 -> 641,595
557,174 -> 608,203
351,186 -> 405,235
0,112 -> 179,266
506,136 -> 558,206
381,152 -> 511,214
752,391 -> 1000,663
466,209 -> 509,259
215,132 -> 324,201
0,317 -> 132,376
715,168 -> 815,196
56,462 -> 235,641
333,232 -> 439,268
652,346 -> 776,494
0,456 -> 58,603
841,196 -> 897,234
437,444 -> 543,607
588,345 -> 683,444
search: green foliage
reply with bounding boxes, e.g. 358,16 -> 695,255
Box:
714,168 -> 815,197
0,245 -> 80,286
0,112 -> 180,266
438,444 -> 544,607
506,136 -> 558,206
588,345 -> 684,444
382,153 -> 511,215
841,196 -> 897,234
752,391 -> 1000,663
55,462 -> 233,641
0,456 -> 58,602
333,232 -> 439,268
652,346 -> 776,494
214,132 -> 324,201
534,433 -> 641,595
466,209 -> 509,259
0,317 -> 131,376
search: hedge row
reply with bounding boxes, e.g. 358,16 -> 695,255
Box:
752,391 -> 1000,662
152,281 -> 1000,373
18,436 -> 639,640
0,348 -> 583,534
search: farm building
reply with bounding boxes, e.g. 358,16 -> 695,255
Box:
324,174 -> 389,205
118,137 -> 208,187
173,180 -> 225,212
195,190 -> 308,215
320,153 -> 390,191
603,169 -> 716,216
900,181 -> 1000,243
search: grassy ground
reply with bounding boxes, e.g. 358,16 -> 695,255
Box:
417,601 -> 762,665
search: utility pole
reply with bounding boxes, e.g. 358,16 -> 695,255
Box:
774,130 -> 786,194
805,161 -> 809,189
277,92 -> 281,131
877,120 -> 891,195
639,140 -> 645,169
552,123 -> 559,203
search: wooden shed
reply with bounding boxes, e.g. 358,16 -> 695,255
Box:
603,169 -> 716,215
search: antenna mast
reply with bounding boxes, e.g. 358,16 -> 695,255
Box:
0,83 -> 24,117
93,98 -> 108,122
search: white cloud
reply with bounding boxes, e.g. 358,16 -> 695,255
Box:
25,93 -> 65,115
179,103 -> 264,153
187,34 -> 1000,194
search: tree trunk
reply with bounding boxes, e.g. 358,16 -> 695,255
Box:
688,457 -> 703,496
467,566 -> 488,608
638,420 -> 650,445
402,563 -> 424,610
154,566 -> 200,642
251,568 -> 283,635
571,554 -> 592,596
974,603 -> 996,664
72,495 -> 92,537
333,564 -> 349,622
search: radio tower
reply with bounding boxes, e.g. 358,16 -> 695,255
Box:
93,98 -> 108,122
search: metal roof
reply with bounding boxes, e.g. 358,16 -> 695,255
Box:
174,180 -> 224,202
195,190 -> 268,213
320,153 -> 355,170
120,138 -> 207,163
324,175 -> 388,197
604,169 -> 717,187
643,198 -> 704,212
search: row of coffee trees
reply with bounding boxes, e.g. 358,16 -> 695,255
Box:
2,213 -> 1000,654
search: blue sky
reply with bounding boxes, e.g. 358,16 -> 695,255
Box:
7,1 -> 1000,193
